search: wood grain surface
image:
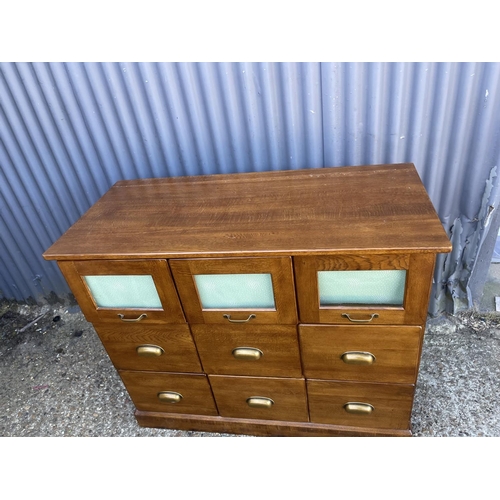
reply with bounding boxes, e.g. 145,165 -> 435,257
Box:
192,324 -> 302,377
134,411 -> 412,437
118,370 -> 218,415
299,324 -> 422,383
307,379 -> 415,429
94,323 -> 202,373
44,164 -> 452,260
209,375 -> 309,422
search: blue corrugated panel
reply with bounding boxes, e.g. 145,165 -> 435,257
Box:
1,62 -> 500,314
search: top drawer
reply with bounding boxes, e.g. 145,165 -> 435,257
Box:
58,260 -> 185,324
169,257 -> 297,325
294,253 -> 436,325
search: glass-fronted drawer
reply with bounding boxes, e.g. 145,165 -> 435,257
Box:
57,260 -> 185,324
294,253 -> 436,325
169,257 -> 297,324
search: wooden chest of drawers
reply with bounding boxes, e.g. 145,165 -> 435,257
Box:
43,163 -> 451,436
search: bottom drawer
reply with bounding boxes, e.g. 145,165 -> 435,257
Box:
307,380 -> 414,430
209,375 -> 309,422
119,371 -> 218,416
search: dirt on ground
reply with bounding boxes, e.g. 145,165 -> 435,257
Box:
0,299 -> 87,353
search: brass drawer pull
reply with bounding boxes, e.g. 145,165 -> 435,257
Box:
246,397 -> 274,409
343,402 -> 374,415
118,313 -> 148,322
341,351 -> 376,365
232,347 -> 263,360
157,391 -> 183,404
341,313 -> 379,323
136,344 -> 164,357
223,314 -> 256,323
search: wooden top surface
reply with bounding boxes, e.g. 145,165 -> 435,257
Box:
43,163 -> 452,260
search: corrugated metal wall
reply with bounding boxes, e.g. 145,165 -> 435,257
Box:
1,62 -> 500,314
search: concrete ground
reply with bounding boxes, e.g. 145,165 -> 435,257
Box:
1,267 -> 500,437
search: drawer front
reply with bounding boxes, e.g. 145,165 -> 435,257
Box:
94,324 -> 202,373
299,325 -> 422,383
58,260 -> 185,324
119,371 -> 218,415
307,380 -> 414,430
192,325 -> 302,377
294,254 -> 436,325
209,375 -> 309,422
169,257 -> 297,325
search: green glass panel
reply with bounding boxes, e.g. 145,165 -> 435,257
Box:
194,273 -> 275,309
84,275 -> 162,308
318,270 -> 406,306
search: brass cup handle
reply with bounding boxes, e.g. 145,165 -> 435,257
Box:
246,397 -> 274,409
136,344 -> 164,357
118,313 -> 148,322
343,402 -> 374,415
232,347 -> 263,360
157,391 -> 183,404
341,313 -> 379,323
341,351 -> 376,365
223,314 -> 256,323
